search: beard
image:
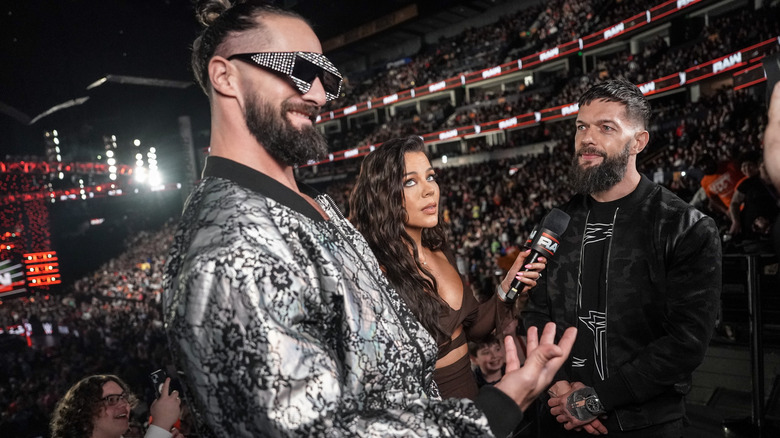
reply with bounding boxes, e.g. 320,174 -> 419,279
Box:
570,141 -> 631,195
243,93 -> 328,167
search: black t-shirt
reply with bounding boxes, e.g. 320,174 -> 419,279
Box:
569,195 -> 626,386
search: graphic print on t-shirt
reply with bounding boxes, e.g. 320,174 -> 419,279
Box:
572,218 -> 613,382
578,309 -> 607,380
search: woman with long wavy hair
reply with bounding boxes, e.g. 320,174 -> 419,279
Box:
50,374 -> 182,438
349,135 -> 544,400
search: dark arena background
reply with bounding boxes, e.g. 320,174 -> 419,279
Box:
1,0 -> 779,437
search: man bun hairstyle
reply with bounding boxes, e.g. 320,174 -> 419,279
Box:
191,0 -> 306,95
578,78 -> 651,130
194,0 -> 233,27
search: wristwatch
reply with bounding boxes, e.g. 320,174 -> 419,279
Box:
584,393 -> 606,415
566,386 -> 606,422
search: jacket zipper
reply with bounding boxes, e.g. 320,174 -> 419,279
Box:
607,207 -> 622,429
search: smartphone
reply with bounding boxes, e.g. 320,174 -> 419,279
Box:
150,368 -> 169,396
148,368 -> 183,430
150,367 -> 185,399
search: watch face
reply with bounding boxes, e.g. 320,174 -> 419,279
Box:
585,396 -> 603,414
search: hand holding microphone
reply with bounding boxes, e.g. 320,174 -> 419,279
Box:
500,208 -> 571,303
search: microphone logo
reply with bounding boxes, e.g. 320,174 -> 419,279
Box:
504,208 -> 570,303
537,233 -> 560,255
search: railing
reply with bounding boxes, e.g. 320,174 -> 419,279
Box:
303,37 -> 779,167
315,0 -> 715,123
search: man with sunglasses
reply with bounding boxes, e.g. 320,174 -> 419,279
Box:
163,2 -> 575,437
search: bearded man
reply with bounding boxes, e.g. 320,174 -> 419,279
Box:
163,2 -> 577,437
522,79 -> 722,438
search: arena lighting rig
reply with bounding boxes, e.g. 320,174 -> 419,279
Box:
0,159 -> 181,204
1,128 -> 185,205
0,130 -> 184,302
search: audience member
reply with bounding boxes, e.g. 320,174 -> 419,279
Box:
49,374 -> 182,438
469,334 -> 507,388
0,222 -> 178,437
697,154 -> 745,220
728,151 -> 779,241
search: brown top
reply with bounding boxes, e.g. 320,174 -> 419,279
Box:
432,247 -> 513,399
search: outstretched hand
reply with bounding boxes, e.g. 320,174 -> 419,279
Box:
494,322 -> 576,412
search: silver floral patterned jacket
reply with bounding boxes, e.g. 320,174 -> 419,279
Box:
163,157 -> 519,437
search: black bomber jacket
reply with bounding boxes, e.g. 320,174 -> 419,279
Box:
522,175 -> 722,432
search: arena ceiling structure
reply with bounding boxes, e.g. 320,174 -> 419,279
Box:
0,0 -> 507,159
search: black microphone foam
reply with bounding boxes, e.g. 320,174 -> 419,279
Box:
504,208 -> 570,302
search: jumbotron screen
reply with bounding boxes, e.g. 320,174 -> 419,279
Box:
0,258 -> 26,298
0,251 -> 61,299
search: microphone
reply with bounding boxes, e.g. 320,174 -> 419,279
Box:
504,208 -> 570,302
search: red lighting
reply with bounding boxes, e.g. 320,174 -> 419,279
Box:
23,251 -> 58,263
26,274 -> 61,287
26,262 -> 59,275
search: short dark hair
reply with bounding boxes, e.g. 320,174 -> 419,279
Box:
468,333 -> 501,357
50,374 -> 138,438
578,78 -> 651,130
191,0 -> 307,95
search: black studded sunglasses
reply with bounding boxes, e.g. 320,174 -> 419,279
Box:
228,51 -> 342,101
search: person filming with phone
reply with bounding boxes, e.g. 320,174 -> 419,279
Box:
50,374 -> 183,438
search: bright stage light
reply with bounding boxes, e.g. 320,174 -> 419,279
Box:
149,169 -> 162,186
135,167 -> 147,183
